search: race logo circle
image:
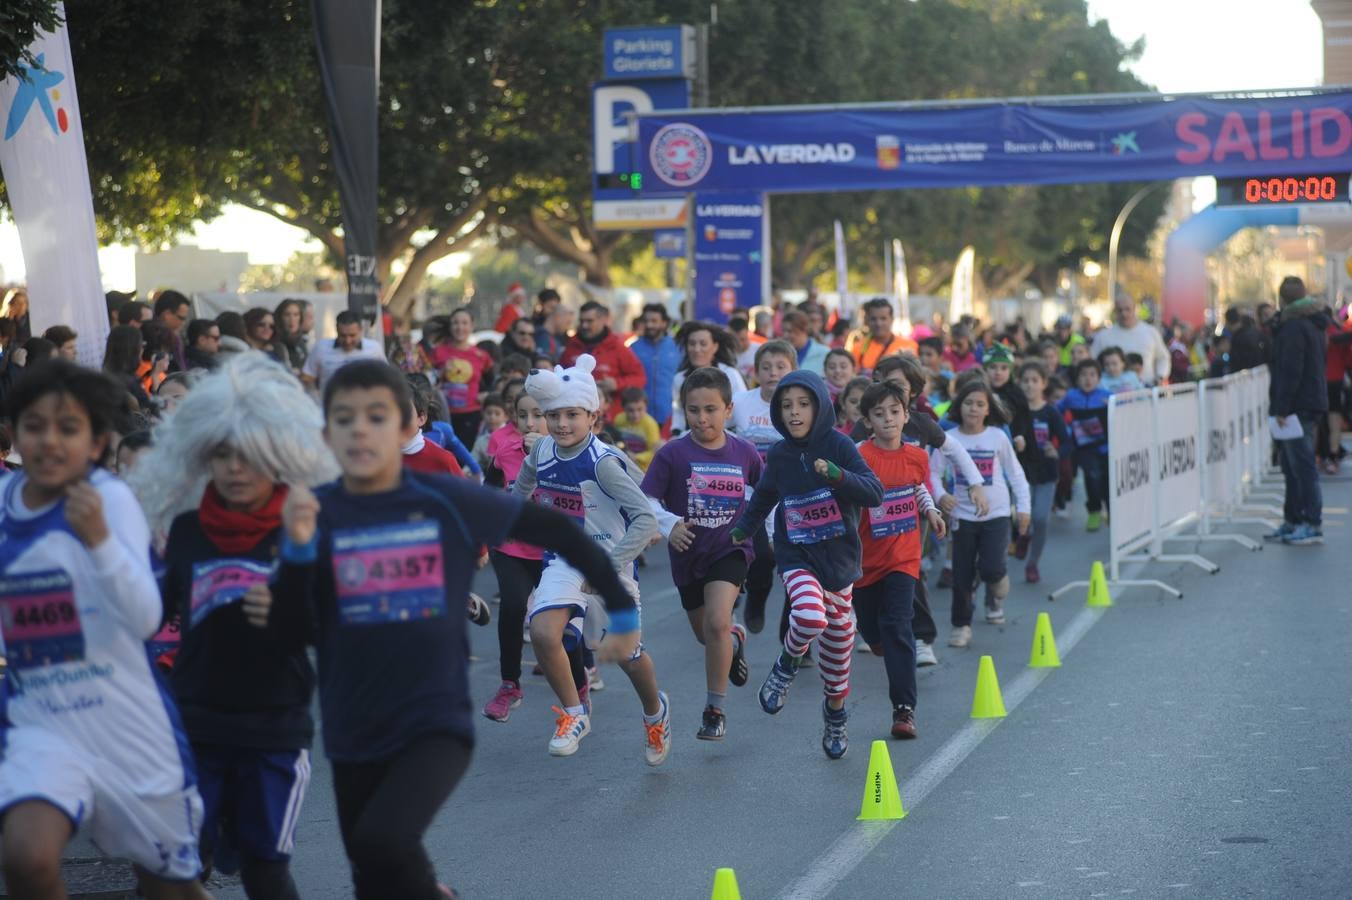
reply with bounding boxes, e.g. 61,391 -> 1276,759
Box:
337,557 -> 367,589
786,510 -> 804,527
692,474 -> 709,490
649,122 -> 713,187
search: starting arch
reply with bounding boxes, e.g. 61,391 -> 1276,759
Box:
629,87 -> 1352,324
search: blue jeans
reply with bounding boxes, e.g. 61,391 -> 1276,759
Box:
1278,414 -> 1322,527
1027,481 -> 1056,566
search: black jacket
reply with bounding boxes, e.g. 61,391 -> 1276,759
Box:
164,513 -> 315,750
1229,323 -> 1270,372
1268,301 -> 1328,418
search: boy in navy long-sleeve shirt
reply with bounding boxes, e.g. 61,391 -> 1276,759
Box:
732,370 -> 883,759
1057,358 -> 1112,531
268,361 -> 637,900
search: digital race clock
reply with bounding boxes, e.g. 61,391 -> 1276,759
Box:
1215,173 -> 1351,206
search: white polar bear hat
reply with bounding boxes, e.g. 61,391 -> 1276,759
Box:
524,353 -> 601,413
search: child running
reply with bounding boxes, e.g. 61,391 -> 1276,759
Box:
934,380 -> 1031,648
852,380 -> 946,740
481,387 -> 591,721
1016,361 -> 1069,583
0,361 -> 210,899
132,353 -> 338,900
1058,358 -> 1112,532
642,367 -> 763,740
512,354 -> 670,763
730,339 -> 795,635
267,360 -> 638,899
731,370 -> 884,760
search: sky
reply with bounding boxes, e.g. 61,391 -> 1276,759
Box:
0,0 -> 1328,289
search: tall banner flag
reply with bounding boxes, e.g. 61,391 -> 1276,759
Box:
0,5 -> 107,366
834,220 -> 851,317
891,238 -> 910,325
312,0 -> 381,322
950,245 -> 975,324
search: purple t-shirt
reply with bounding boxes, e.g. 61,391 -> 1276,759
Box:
641,433 -> 763,586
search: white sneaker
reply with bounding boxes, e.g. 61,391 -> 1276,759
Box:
1053,506 -> 1070,520
587,666 -> 606,692
915,640 -> 938,667
948,625 -> 972,648
985,576 -> 1009,623
548,708 -> 590,756
643,692 -> 671,766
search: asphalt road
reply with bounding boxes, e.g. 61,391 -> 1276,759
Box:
126,474 -> 1352,898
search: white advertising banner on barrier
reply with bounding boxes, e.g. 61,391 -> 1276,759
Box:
0,5 -> 108,366
1202,377 -> 1237,511
1109,389 -> 1155,558
1155,383 -> 1202,530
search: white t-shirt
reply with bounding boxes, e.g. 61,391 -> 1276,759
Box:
1090,322 -> 1170,385
729,387 -> 779,460
302,337 -> 385,391
933,426 -> 1030,522
0,469 -> 189,794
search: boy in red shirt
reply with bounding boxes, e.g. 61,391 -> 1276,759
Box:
853,381 -> 946,739
402,376 -> 465,477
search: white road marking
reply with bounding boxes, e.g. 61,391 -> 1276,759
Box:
775,606 -> 1108,900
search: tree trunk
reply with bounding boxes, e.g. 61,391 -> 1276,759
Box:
511,208 -> 618,287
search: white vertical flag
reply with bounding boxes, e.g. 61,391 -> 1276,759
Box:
892,238 -> 910,325
0,5 -> 107,366
950,245 -> 975,324
834,220 -> 851,317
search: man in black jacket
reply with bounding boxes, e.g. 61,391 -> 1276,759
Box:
1267,276 -> 1327,545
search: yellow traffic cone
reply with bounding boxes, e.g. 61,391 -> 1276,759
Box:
710,867 -> 741,900
971,655 -> 1007,718
1028,612 -> 1061,668
857,739 -> 906,821
1086,560 -> 1113,607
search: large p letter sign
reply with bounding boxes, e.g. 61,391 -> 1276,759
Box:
593,80 -> 690,179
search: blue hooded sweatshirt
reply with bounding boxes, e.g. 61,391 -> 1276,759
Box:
735,370 -> 884,592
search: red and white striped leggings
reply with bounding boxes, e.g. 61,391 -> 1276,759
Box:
782,568 -> 855,698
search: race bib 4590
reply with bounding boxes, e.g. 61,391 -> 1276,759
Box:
332,521 -> 447,626
868,486 -> 918,538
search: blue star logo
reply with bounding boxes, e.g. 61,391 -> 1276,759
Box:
5,54 -> 66,141
1111,131 -> 1140,155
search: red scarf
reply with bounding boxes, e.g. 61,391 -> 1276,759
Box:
198,483 -> 288,553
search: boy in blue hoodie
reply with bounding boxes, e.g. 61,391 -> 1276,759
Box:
731,371 -> 883,759
1057,358 -> 1112,531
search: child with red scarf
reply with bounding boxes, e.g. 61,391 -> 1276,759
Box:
131,353 -> 340,900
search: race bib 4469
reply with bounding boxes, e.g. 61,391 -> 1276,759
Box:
0,570 -> 83,670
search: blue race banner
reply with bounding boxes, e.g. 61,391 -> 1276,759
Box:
637,92 -> 1352,194
692,192 -> 768,323
603,26 -> 695,81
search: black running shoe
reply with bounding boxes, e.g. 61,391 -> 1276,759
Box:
697,705 -> 726,741
728,624 -> 749,686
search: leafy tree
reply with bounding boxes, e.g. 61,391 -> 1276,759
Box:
0,0 -> 62,82
1,0 -> 1165,316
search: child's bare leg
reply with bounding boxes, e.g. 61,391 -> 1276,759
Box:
530,608 -> 580,708
617,651 -> 661,717
702,584 -> 739,696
